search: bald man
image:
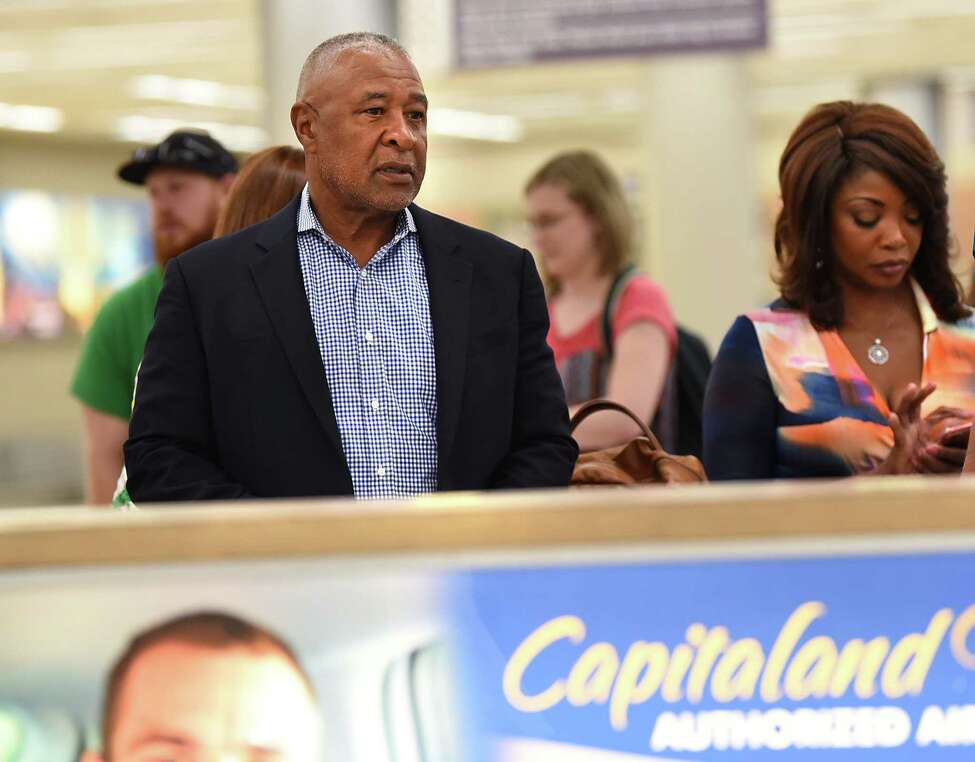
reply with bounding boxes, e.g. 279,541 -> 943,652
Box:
125,32 -> 576,502
83,611 -> 322,762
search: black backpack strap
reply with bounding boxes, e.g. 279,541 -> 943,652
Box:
672,325 -> 712,458
600,264 -> 638,360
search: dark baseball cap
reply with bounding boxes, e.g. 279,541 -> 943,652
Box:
117,130 -> 239,185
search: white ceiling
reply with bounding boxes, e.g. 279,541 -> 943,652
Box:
0,0 -> 262,148
2,0 -> 975,151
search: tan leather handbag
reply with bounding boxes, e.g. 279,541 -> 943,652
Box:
570,399 -> 707,486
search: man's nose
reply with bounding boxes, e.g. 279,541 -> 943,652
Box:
384,113 -> 418,151
150,193 -> 175,218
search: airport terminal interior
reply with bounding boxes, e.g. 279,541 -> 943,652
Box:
4,0 -> 975,505
3,2 -> 975,762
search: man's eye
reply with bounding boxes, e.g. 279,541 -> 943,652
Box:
364,107 -> 384,116
408,111 -> 426,121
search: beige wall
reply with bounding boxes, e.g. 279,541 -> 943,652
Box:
0,134 -> 145,198
0,136 -> 145,506
0,336 -> 84,506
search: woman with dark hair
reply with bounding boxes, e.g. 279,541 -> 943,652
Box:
525,150 -> 676,451
214,145 -> 305,237
704,101 -> 975,480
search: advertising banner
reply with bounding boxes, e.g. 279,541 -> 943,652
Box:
450,552 -> 975,760
3,505 -> 975,761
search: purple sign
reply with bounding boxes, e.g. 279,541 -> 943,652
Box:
455,0 -> 767,68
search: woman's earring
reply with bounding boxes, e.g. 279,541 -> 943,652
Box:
815,259 -> 824,270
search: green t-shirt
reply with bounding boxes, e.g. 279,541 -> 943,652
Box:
70,267 -> 163,420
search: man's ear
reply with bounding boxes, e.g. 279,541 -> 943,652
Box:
219,173 -> 237,194
291,102 -> 316,151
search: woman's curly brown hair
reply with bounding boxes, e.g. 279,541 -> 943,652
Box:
774,100 -> 967,328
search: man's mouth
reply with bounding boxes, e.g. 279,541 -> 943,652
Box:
155,222 -> 184,236
376,162 -> 414,179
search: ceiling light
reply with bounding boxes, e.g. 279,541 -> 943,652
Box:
131,75 -> 264,111
0,103 -> 64,133
0,51 -> 30,73
428,108 -> 523,143
115,115 -> 266,152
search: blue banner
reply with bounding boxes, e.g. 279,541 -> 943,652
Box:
448,552 -> 975,761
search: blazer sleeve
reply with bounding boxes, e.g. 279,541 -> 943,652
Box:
124,258 -> 253,502
489,250 -> 578,488
702,315 -> 777,481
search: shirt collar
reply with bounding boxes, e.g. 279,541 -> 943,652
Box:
297,183 -> 416,246
909,276 -> 939,335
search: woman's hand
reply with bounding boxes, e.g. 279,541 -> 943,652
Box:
912,405 -> 974,474
914,441 -> 968,473
876,382 -> 936,475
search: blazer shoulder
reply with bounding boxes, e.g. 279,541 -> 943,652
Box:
176,194 -> 301,276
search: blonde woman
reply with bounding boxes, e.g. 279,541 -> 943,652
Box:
525,151 -> 676,451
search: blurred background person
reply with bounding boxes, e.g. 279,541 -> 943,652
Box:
526,150 -> 676,451
70,131 -> 237,505
81,610 -> 322,762
704,101 -> 975,480
110,145 -> 305,508
213,144 -> 306,238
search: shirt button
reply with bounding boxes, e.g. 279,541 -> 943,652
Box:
365,330 -> 374,343
359,269 -> 368,279
376,466 -> 386,478
371,399 -> 380,410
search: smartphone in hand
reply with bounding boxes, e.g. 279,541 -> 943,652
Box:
940,421 -> 973,449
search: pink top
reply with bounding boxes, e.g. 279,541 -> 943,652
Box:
547,274 -> 676,406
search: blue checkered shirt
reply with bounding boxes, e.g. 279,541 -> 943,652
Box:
296,185 -> 438,498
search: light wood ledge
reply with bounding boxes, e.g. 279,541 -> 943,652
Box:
1,476 -> 974,569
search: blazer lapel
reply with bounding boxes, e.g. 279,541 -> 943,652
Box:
412,205 -> 473,467
248,198 -> 344,457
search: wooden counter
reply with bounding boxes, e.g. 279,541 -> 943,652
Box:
1,476 -> 974,569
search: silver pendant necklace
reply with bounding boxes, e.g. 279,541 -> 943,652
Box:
867,337 -> 890,366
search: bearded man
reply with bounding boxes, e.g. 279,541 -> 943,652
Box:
124,33 -> 576,502
71,131 -> 237,503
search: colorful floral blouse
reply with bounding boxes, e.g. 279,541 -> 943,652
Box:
703,280 -> 975,480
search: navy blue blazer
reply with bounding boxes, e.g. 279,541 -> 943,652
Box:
124,197 -> 577,501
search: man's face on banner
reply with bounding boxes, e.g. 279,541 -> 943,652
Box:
92,641 -> 322,762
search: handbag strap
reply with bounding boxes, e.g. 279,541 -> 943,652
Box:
570,398 -> 663,450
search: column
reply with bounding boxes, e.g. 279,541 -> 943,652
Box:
260,0 -> 397,146
639,56 -> 763,352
